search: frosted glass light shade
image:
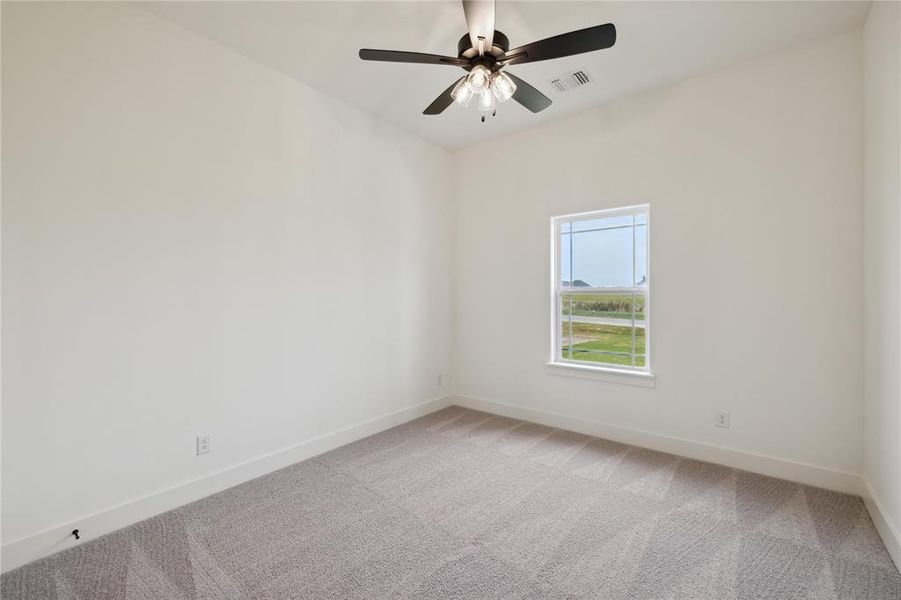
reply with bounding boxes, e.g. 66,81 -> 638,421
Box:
478,88 -> 496,111
467,65 -> 491,93
451,78 -> 474,106
491,71 -> 517,103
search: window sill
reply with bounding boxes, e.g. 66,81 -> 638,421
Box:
545,361 -> 656,388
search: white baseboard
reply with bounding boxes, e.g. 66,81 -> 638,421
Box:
1,395 -> 451,573
452,394 -> 862,495
862,478 -> 901,571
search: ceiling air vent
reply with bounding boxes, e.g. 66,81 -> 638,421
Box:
550,69 -> 592,93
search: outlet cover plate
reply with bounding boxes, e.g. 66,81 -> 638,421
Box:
716,411 -> 731,429
196,433 -> 211,455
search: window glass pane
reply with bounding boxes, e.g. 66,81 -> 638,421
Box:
634,326 -> 646,367
555,208 -> 648,369
560,293 -> 646,367
560,225 -> 572,288
634,223 -> 648,286
570,214 -> 634,233
559,294 -> 573,360
571,224 -> 633,288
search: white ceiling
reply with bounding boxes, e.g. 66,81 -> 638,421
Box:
142,1 -> 870,150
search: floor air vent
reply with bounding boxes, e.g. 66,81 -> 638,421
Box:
550,69 -> 592,93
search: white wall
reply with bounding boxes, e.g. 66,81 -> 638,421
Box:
1,1 -> 451,561
453,31 -> 864,482
863,0 -> 901,561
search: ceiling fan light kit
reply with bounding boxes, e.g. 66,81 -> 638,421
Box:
451,68 -> 515,111
359,0 -> 616,120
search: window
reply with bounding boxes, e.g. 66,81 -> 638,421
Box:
551,205 -> 650,373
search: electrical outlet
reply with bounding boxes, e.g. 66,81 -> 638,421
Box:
196,433 -> 211,455
716,411 -> 731,429
437,373 -> 443,386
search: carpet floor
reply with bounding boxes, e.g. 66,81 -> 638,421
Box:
3,406 -> 900,599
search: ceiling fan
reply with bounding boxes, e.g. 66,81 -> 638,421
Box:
359,0 -> 616,120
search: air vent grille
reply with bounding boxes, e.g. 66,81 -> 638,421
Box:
550,69 -> 592,93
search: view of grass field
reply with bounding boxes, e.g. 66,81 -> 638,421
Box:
560,321 -> 646,367
560,294 -> 646,367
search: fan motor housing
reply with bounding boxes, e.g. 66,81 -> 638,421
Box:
457,30 -> 509,66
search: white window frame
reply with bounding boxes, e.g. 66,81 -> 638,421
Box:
549,204 -> 652,380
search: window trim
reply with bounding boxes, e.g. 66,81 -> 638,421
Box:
549,204 -> 652,378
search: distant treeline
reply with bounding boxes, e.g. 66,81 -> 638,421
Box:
564,294 -> 646,317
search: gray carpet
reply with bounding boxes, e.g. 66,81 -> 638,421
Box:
3,406 -> 900,599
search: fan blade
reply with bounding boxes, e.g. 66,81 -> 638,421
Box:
462,0 -> 495,51
506,73 -> 552,113
424,76 -> 466,115
500,23 -> 616,66
359,49 -> 467,66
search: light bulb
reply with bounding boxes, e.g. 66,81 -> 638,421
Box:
478,88 -> 496,112
451,78 -> 474,106
491,71 -> 517,103
467,65 -> 491,93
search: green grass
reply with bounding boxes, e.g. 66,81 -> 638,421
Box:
561,322 -> 646,367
